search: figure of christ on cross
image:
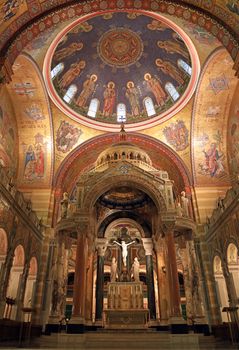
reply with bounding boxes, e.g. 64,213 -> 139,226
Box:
113,240 -> 135,266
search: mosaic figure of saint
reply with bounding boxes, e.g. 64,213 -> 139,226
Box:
125,81 -> 140,116
59,60 -> 86,89
54,42 -> 83,61
147,19 -> 167,31
157,40 -> 189,59
34,143 -> 44,178
203,142 -> 224,177
71,21 -> 93,34
76,74 -> 97,108
155,58 -> 185,85
24,145 -> 35,180
144,73 -> 167,107
103,81 -> 116,117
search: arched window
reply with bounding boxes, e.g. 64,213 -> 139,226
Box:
177,59 -> 192,76
51,63 -> 64,79
117,103 -> 126,123
63,85 -> 77,104
87,98 -> 99,118
144,97 -> 156,117
165,83 -> 180,101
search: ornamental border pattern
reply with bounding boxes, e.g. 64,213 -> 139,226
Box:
0,0 -> 239,80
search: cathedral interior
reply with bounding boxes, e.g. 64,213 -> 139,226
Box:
0,0 -> 239,349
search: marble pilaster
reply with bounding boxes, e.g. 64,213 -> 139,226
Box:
95,238 -> 107,321
72,225 -> 88,323
155,237 -> 169,324
165,230 -> 182,320
142,238 -> 156,320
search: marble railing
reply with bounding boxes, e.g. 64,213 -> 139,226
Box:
205,183 -> 239,231
0,165 -> 42,231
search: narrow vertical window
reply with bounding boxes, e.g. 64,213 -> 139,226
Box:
177,59 -> 192,76
165,83 -> 180,101
87,98 -> 99,118
117,103 -> 126,123
51,63 -> 64,79
144,97 -> 156,117
63,85 -> 77,104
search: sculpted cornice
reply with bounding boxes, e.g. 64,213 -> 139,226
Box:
205,187 -> 239,243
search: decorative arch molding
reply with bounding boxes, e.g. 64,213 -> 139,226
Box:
83,175 -> 165,215
212,252 -> 223,275
54,133 -> 192,193
99,216 -> 151,239
13,244 -> 25,266
0,0 -> 238,83
224,238 -> 239,256
0,228 -> 8,256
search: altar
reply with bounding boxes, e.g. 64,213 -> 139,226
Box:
104,282 -> 149,329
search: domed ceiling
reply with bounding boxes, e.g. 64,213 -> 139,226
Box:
99,186 -> 151,210
43,10 -> 200,131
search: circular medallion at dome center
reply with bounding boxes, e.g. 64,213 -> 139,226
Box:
98,28 -> 143,68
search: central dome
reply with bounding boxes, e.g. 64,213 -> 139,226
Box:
43,10 -> 200,131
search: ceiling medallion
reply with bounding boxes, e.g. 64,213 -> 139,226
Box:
98,28 -> 143,68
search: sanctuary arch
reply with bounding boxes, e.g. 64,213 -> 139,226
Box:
48,134 -> 206,332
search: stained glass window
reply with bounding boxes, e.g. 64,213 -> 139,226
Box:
63,85 -> 77,104
51,63 -> 64,79
117,103 -> 127,123
144,97 -> 156,117
165,82 -> 180,101
178,59 -> 192,76
88,98 -> 99,118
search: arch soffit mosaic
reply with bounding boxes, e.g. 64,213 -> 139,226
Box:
0,0 -> 238,84
6,53 -> 54,189
191,47 -> 238,186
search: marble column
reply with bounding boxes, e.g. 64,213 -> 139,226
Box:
0,217 -> 18,318
155,237 -> 169,324
142,238 -> 156,320
0,250 -> 14,318
187,240 -> 206,323
179,246 -> 193,324
16,254 -> 31,321
42,238 -> 56,327
165,230 -> 181,319
32,228 -> 51,325
85,245 -> 94,323
49,231 -> 66,322
221,256 -> 238,307
72,226 -> 88,323
95,238 -> 107,321
199,241 -> 221,325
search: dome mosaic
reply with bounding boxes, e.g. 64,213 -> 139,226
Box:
43,10 -> 200,131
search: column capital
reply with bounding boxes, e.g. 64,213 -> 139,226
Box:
142,238 -> 153,256
96,238 -> 108,257
77,221 -> 89,234
160,220 -> 175,235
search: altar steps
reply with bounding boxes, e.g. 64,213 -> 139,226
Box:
31,332 -> 237,349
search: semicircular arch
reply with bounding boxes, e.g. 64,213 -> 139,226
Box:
98,213 -> 152,239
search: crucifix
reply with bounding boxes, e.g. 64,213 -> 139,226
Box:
113,239 -> 135,267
